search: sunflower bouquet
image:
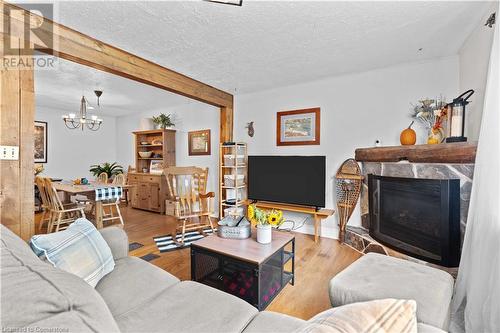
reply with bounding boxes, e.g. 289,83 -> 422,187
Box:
247,204 -> 284,227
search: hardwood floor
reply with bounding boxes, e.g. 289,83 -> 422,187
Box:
35,206 -> 362,320
120,207 -> 361,319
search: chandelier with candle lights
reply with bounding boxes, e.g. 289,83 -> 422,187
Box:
62,90 -> 103,131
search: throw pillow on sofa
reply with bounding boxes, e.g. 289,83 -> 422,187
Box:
299,298 -> 417,333
30,218 -> 115,287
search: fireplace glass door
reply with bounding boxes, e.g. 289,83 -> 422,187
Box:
368,175 -> 460,267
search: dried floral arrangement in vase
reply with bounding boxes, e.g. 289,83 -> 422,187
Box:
410,97 -> 449,144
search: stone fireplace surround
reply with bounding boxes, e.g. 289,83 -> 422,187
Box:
346,143 -> 477,274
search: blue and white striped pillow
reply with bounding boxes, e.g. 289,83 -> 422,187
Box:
30,218 -> 115,287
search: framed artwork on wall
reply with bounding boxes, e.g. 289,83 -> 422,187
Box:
34,121 -> 48,163
277,107 -> 320,146
188,129 -> 211,156
150,160 -> 164,174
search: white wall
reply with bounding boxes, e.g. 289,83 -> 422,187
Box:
115,101 -> 220,210
234,56 -> 460,239
35,107 -> 117,180
459,4 -> 496,141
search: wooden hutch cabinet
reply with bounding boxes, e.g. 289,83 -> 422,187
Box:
129,129 -> 175,213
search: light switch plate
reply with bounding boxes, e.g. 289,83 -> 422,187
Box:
0,146 -> 20,160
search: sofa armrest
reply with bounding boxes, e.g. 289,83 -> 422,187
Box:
99,227 -> 128,260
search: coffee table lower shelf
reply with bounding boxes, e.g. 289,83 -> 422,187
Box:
191,238 -> 295,311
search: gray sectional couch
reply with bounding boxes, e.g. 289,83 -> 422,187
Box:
1,225 -> 305,332
1,224 -> 447,332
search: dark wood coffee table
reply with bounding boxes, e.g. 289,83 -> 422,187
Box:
191,229 -> 295,310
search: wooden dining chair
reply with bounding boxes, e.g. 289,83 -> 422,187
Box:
36,176 -> 80,232
164,166 -> 215,245
97,172 -> 109,183
112,173 -> 126,186
112,173 -> 128,206
100,187 -> 125,227
94,174 -> 125,227
35,176 -> 52,232
122,166 -> 136,205
44,178 -> 87,233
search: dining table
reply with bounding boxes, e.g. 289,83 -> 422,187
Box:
52,181 -> 131,229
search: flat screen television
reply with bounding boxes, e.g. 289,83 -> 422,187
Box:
248,156 -> 326,208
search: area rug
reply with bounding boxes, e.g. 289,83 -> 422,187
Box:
154,229 -> 216,253
129,242 -> 144,251
140,253 -> 160,262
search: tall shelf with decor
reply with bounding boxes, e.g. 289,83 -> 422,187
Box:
129,129 -> 176,213
133,129 -> 176,173
219,142 -> 248,219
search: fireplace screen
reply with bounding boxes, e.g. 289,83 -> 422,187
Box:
368,175 -> 461,267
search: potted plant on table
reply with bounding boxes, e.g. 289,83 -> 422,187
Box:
152,113 -> 175,129
89,162 -> 123,181
247,204 -> 284,244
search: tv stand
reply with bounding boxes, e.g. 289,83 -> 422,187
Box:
244,200 -> 334,243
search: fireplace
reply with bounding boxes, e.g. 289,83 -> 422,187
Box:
368,175 -> 461,267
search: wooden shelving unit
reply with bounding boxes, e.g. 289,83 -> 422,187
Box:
133,129 -> 176,173
219,142 -> 247,219
129,129 -> 176,214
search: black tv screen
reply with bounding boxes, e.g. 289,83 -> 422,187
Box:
248,156 -> 326,207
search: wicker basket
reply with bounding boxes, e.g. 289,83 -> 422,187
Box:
224,175 -> 245,187
224,154 -> 245,166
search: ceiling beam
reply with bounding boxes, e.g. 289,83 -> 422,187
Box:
1,1 -> 233,108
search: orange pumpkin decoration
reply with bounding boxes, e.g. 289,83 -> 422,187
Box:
400,121 -> 417,145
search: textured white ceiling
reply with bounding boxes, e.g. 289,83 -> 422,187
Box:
36,1 -> 491,116
35,58 -> 192,116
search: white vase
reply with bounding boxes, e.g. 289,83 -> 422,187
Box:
256,224 -> 272,244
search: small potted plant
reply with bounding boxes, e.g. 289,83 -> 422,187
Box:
247,204 -> 284,244
152,113 -> 175,129
89,162 -> 123,181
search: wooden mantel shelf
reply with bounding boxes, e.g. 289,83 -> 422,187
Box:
355,142 -> 477,164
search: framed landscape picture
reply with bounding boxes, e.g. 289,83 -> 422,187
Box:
34,121 -> 48,163
277,108 -> 320,146
188,129 -> 211,156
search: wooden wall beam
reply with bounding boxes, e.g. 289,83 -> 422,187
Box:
1,1 -> 233,109
1,1 -> 234,239
0,39 -> 35,240
220,106 -> 234,143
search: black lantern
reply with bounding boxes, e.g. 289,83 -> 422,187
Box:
446,89 -> 474,143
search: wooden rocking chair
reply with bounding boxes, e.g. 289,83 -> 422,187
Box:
164,166 -> 215,245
